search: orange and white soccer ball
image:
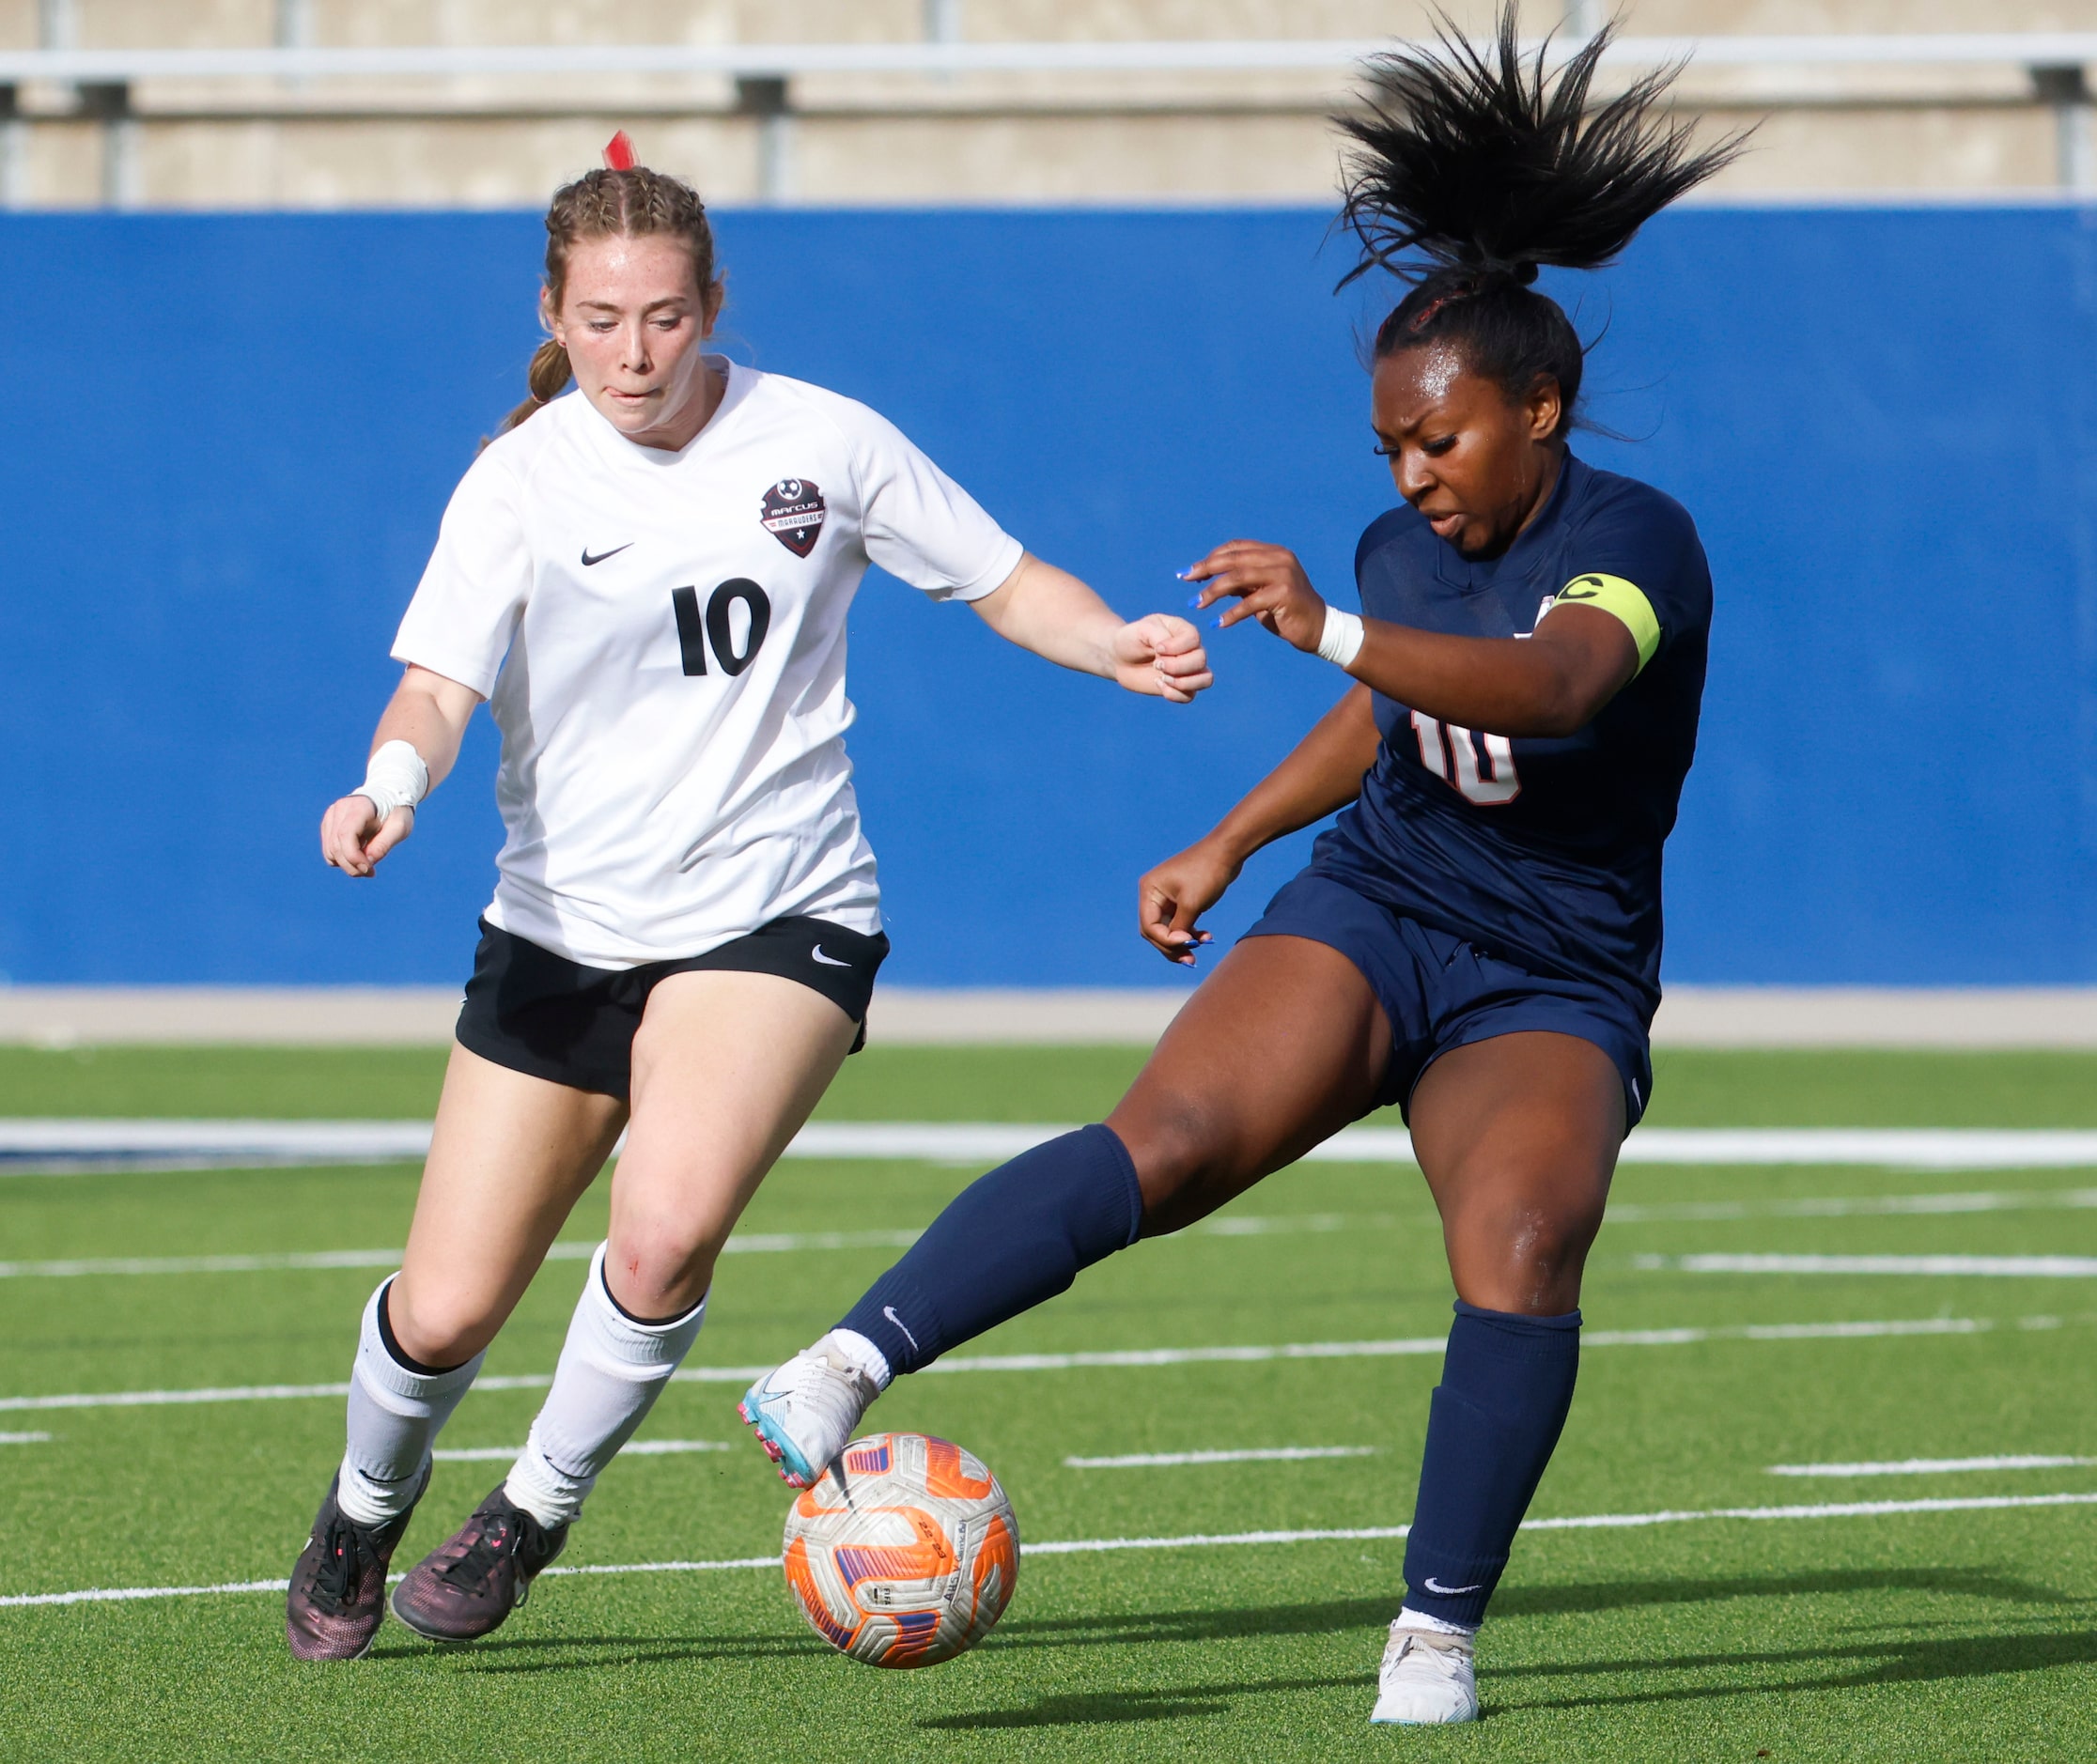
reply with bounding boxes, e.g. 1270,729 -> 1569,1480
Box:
781,1431 -> 1019,1668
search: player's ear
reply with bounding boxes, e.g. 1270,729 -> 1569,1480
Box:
1524,374 -> 1562,442
540,283 -> 563,347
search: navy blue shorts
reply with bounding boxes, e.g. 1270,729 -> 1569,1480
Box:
1242,872 -> 1652,1125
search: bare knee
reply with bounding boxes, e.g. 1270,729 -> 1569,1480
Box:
387,1277 -> 503,1369
1108,1094 -> 1241,1234
604,1210 -> 719,1319
1447,1200 -> 1603,1315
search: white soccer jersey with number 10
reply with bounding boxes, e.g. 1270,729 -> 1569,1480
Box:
391,360 -> 1024,969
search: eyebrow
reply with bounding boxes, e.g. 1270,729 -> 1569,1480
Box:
573,297 -> 691,315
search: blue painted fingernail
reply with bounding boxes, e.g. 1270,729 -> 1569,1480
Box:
1212,615 -> 1226,629
1186,594 -> 1204,608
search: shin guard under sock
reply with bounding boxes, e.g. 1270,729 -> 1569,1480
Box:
504,1244 -> 707,1529
1400,1301 -> 1581,1629
337,1277 -> 484,1527
838,1123 -> 1144,1376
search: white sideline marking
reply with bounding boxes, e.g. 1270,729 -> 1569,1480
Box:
16,1188 -> 2097,1283
13,1491 -> 2097,1612
1064,1447 -> 1377,1468
1608,1187 -> 2097,1223
0,1230 -> 924,1281
1767,1454 -> 2097,1478
0,1315 -> 1997,1414
13,1120 -> 2097,1175
0,1431 -> 51,1444
435,1439 -> 730,1462
1643,1253 -> 2097,1277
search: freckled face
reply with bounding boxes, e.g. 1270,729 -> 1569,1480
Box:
1370,343 -> 1564,560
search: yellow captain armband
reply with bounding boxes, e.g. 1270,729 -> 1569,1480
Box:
1548,572 -> 1661,673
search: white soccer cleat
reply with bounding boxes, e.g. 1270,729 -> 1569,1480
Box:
738,1335 -> 879,1488
1370,1622 -> 1479,1725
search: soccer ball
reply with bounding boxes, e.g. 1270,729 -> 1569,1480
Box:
781,1431 -> 1019,1668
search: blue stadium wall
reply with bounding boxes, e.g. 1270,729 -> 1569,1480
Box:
4,204 -> 2095,988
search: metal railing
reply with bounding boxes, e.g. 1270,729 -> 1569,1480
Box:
6,34 -> 2097,208
0,34 -> 2092,81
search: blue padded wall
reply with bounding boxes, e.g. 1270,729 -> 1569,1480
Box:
2,205 -> 2093,986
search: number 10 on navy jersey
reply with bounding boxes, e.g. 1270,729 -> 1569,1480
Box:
671,580 -> 772,677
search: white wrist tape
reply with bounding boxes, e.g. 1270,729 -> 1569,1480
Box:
356,740 -> 429,822
1315,605 -> 1366,669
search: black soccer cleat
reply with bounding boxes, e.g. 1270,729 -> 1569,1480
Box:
388,1481 -> 567,1644
286,1465 -> 427,1662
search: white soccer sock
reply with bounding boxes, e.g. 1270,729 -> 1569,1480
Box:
827,1327 -> 893,1391
504,1244 -> 707,1529
1398,1605 -> 1479,1638
336,1277 -> 485,1528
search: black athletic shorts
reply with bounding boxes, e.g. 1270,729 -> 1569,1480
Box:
455,915 -> 890,1101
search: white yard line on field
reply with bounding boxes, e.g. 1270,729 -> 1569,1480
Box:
12,1120 -> 2097,1174
1642,1254 -> 2097,1277
0,1431 -> 50,1444
10,1491 -> 2097,1612
13,1187 -> 2097,1283
435,1439 -> 730,1462
0,1315 -> 2001,1414
1767,1453 -> 2097,1478
1064,1447 -> 1377,1467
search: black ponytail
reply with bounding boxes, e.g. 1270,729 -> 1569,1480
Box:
1337,7 -> 1748,431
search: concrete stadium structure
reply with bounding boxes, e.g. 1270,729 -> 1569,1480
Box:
4,2 -> 2097,207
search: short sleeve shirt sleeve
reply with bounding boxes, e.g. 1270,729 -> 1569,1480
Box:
391,451 -> 532,697
1542,484 -> 1710,676
844,404 -> 1024,603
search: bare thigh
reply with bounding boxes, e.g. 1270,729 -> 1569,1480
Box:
605,969 -> 861,1319
389,1043 -> 629,1367
1408,1030 -> 1626,1316
1108,935 -> 1391,1235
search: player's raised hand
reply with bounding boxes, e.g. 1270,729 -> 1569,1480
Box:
320,794 -> 413,878
1138,834 -> 1240,964
1184,540 -> 1327,652
1110,612 -> 1213,703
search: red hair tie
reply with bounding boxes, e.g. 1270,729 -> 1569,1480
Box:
602,131 -> 637,170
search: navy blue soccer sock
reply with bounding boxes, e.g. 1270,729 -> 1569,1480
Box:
1400,1301 -> 1582,1629
837,1123 -> 1145,1377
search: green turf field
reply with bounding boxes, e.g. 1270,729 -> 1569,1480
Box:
3,1046 -> 2095,1760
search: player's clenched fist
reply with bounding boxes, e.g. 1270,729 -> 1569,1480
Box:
320,794 -> 413,877
1182,540 -> 1328,653
1111,612 -> 1212,703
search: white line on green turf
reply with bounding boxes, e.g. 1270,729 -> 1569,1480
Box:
435,1440 -> 731,1462
1608,1188 -> 2097,1223
1064,1447 -> 1377,1467
1642,1253 -> 2097,1277
1767,1453 -> 2097,1478
0,1431 -> 50,1444
12,1121 -> 2097,1174
12,1491 -> 2097,1611
0,1315 -> 1999,1413
15,1188 -> 2097,1282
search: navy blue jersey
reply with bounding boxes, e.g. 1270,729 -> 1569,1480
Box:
1308,453 -> 1712,1020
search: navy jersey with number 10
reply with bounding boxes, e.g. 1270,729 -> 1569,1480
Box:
1308,454 -> 1713,1021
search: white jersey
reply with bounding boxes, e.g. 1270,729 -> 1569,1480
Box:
392,362 -> 1023,968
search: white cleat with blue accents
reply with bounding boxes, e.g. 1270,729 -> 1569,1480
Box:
738,1335 -> 879,1488
1370,1623 -> 1479,1725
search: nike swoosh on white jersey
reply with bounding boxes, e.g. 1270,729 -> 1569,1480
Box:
1422,1577 -> 1484,1596
811,946 -> 851,967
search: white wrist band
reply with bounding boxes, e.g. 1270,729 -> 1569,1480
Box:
1316,605 -> 1366,669
356,739 -> 429,822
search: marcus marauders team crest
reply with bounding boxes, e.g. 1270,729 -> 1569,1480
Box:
761,479 -> 825,557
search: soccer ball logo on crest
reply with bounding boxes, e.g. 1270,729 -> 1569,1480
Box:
781,1431 -> 1019,1667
